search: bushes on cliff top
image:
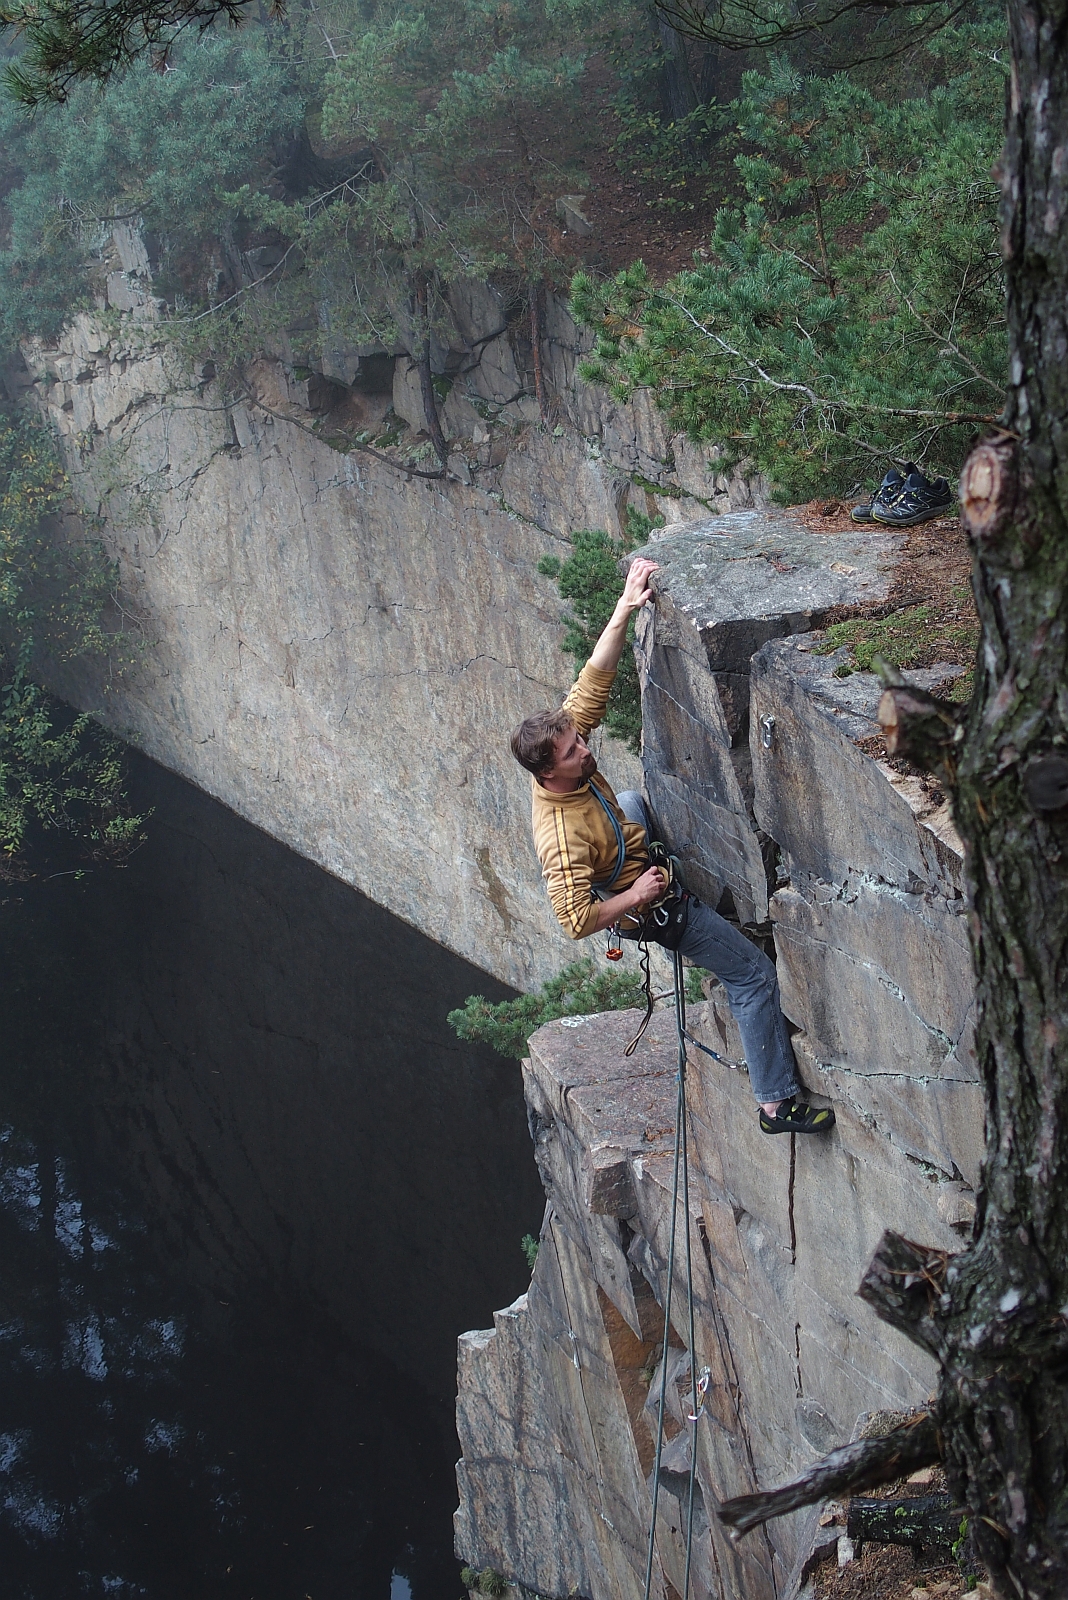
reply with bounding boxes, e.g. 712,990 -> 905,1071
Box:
449,956 -> 710,1059
572,14 -> 1007,500
0,32 -> 302,351
448,958 -> 647,1058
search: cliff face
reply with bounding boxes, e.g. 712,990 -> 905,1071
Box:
455,516 -> 981,1600
17,270 -> 982,1600
18,278 -> 756,990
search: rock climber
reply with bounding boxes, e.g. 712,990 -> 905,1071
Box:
510,554 -> 835,1136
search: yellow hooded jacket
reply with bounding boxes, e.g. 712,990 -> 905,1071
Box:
531,661 -> 650,938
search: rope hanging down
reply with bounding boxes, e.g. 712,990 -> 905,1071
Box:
642,946 -> 703,1600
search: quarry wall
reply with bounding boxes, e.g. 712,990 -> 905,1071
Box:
454,514 -> 982,1600
15,273 -> 760,991
13,262 -> 982,1599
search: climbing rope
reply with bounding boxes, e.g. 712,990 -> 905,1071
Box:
641,945 -> 703,1600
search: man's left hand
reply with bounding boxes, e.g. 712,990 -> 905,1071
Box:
621,556 -> 658,611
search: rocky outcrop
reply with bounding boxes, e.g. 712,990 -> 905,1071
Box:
633,510 -> 910,925
18,276 -> 763,990
751,638 -> 980,1189
455,528 -> 982,1599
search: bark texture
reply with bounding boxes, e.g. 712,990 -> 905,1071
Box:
897,3 -> 1068,1590
716,1414 -> 942,1538
847,1494 -> 964,1555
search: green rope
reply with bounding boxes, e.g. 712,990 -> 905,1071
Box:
642,946 -> 702,1600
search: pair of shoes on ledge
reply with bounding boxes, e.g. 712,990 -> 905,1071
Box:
759,1096 -> 836,1135
851,463 -> 952,527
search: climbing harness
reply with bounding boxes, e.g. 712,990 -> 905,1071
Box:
617,841 -> 688,1058
642,944 -> 702,1600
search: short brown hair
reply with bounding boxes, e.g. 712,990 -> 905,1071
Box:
510,708 -> 574,776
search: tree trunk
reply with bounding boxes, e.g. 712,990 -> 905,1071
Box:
414,273 -> 448,469
529,281 -> 548,422
876,3 -> 1068,1591
647,4 -> 698,123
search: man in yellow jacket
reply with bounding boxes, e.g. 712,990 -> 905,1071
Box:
511,555 -> 834,1136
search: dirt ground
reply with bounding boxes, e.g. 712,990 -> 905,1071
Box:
810,1469 -> 991,1600
791,501 -> 975,636
516,50 -> 728,285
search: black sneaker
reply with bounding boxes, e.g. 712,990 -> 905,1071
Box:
871,470 -> 952,527
759,1096 -> 836,1135
850,464 -> 912,524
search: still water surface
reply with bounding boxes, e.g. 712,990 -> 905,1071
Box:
0,753 -> 542,1599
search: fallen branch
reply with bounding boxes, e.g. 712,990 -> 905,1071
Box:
848,1492 -> 963,1552
717,1411 -> 942,1539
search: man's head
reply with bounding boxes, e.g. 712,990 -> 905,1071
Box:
511,710 -> 596,791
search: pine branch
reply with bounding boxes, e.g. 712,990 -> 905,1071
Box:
0,0 -> 256,105
856,1231 -> 953,1356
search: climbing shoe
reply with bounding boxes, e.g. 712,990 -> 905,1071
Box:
759,1096 -> 836,1135
871,469 -> 952,527
850,464 -> 911,524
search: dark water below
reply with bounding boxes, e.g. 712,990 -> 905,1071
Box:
0,753 -> 543,1599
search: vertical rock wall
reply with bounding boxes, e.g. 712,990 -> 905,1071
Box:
18,285 -> 759,990
455,517 -> 982,1599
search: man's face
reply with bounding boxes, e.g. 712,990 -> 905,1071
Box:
543,726 -> 596,790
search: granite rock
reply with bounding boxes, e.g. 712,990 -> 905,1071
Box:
455,997 -> 966,1600
457,524 -> 983,1600
751,636 -> 966,894
633,510 -> 911,924
23,318 -> 662,990
22,284 -> 774,989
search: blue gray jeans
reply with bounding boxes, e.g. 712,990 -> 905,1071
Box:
616,792 -> 799,1106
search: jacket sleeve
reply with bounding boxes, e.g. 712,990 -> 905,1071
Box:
561,662 -> 616,738
539,805 -> 602,940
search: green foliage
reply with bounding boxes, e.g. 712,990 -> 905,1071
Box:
459,1567 -> 510,1597
0,411 -> 109,653
537,507 -> 660,752
521,1233 -> 540,1270
573,19 -> 1007,500
0,1 -> 606,370
0,0 -> 250,106
815,591 -> 978,700
448,957 -> 647,1059
0,410 -> 145,869
0,31 -> 302,351
611,88 -> 725,209
0,673 -> 144,862
684,963 -> 711,1002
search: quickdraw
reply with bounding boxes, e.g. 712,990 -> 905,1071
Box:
687,1365 -> 713,1422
